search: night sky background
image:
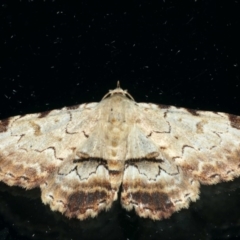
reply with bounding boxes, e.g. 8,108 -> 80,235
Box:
0,1 -> 240,240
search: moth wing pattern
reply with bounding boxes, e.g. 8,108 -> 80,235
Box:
0,103 -> 99,189
121,103 -> 240,219
41,158 -> 115,220
1,85 -> 240,221
121,158 -> 200,220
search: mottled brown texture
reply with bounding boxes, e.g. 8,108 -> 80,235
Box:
73,158 -> 107,165
185,108 -> 200,116
30,121 -> 41,136
0,119 -> 10,132
196,120 -> 207,134
109,170 -> 121,176
0,84 -> 240,221
121,156 -> 200,219
66,104 -> 81,110
38,110 -> 51,118
68,190 -> 107,212
130,191 -> 174,211
228,114 -> 240,129
126,158 -> 164,164
158,104 -> 170,109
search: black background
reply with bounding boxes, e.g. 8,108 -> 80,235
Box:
0,1 -> 240,240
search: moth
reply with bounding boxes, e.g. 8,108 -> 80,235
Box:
0,82 -> 240,220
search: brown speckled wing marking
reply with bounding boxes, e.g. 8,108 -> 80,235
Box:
41,158 -> 115,220
1,83 -> 240,221
0,102 -> 99,189
119,103 -> 240,219
121,158 -> 200,220
135,104 -> 240,185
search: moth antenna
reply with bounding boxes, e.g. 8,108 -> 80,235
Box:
117,81 -> 120,88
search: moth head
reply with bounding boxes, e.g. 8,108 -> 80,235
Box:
102,81 -> 135,101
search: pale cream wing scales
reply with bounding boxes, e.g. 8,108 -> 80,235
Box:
41,158 -> 115,220
121,159 -> 200,220
0,102 -> 98,189
136,103 -> 240,184
121,103 -> 199,220
121,102 -> 240,220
